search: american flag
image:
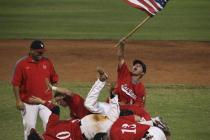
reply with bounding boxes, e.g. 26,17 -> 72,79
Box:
124,0 -> 169,16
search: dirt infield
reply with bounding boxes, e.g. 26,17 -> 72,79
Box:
0,40 -> 210,86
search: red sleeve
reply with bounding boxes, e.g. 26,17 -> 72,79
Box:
48,59 -> 59,84
11,61 -> 23,87
117,62 -> 130,78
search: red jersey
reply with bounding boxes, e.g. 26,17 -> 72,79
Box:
65,94 -> 90,119
11,56 -> 58,103
43,102 -> 84,140
110,115 -> 150,140
114,63 -> 146,107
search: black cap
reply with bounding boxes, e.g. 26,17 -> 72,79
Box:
30,40 -> 45,51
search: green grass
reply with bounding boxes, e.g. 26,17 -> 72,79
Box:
0,81 -> 210,139
0,0 -> 209,40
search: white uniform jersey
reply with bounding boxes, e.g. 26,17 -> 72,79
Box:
81,79 -> 120,139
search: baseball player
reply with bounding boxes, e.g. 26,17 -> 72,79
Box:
52,88 -> 90,119
27,97 -> 84,140
112,40 -> 155,126
114,41 -> 170,133
110,110 -> 168,140
115,41 -> 147,107
11,40 -> 59,140
81,68 -> 120,139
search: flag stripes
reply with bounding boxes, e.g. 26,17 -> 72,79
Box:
124,0 -> 169,16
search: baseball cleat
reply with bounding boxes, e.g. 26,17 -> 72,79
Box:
152,116 -> 171,136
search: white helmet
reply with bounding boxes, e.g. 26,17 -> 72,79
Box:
144,126 -> 166,140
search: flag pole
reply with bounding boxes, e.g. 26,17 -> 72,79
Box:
114,15 -> 151,47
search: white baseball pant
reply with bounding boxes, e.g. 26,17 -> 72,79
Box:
21,103 -> 51,140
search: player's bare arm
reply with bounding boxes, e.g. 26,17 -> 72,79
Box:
28,96 -> 46,105
12,86 -> 25,110
117,41 -> 125,67
48,83 -> 73,97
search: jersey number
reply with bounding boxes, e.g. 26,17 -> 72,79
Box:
56,131 -> 71,140
121,123 -> 137,134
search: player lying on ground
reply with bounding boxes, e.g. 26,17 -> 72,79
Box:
47,69 -> 118,122
109,109 -> 170,140
49,85 -> 90,119
82,68 -> 121,139
27,100 -> 169,140
27,68 -> 120,140
27,97 -> 84,140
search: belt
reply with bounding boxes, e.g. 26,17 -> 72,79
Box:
79,121 -> 88,140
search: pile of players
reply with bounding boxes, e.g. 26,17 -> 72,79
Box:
12,40 -> 170,140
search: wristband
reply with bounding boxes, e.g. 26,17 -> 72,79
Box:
52,86 -> 58,91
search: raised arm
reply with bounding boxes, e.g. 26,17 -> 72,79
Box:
48,83 -> 74,97
117,41 -> 125,67
84,68 -> 108,114
84,68 -> 120,120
